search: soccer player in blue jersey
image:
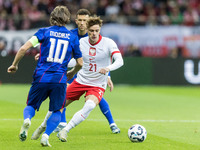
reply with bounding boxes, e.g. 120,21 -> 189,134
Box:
31,9 -> 120,140
7,6 -> 83,147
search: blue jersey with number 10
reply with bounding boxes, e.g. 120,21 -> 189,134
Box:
33,26 -> 82,83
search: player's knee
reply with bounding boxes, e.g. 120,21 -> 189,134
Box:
85,100 -> 96,111
81,100 -> 96,118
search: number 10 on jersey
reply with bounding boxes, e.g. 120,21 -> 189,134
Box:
47,38 -> 69,64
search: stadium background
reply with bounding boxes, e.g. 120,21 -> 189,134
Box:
1,1 -> 200,149
0,0 -> 200,85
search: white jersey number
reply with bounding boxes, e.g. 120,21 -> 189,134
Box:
47,38 -> 69,64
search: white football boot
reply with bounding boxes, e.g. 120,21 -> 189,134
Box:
31,125 -> 46,140
57,128 -> 68,142
110,123 -> 120,134
40,134 -> 51,147
19,118 -> 31,141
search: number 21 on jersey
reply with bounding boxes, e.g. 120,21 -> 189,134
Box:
47,38 -> 69,64
89,63 -> 97,72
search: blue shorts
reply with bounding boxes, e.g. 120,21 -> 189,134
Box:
27,82 -> 66,111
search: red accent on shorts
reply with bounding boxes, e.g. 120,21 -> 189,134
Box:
66,80 -> 105,102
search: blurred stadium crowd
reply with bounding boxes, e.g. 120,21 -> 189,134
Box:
1,0 -> 200,58
0,0 -> 200,30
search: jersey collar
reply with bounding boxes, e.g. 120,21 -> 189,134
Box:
89,34 -> 102,46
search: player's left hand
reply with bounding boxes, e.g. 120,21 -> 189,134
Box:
107,77 -> 114,92
99,68 -> 110,75
7,65 -> 18,74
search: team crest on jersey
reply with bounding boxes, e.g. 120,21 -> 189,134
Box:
89,47 -> 96,56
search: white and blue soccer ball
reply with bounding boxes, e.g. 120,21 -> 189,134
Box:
128,124 -> 147,142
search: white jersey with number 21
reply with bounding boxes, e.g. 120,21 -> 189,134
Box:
76,35 -> 123,90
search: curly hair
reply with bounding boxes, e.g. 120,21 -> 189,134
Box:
50,6 -> 70,26
87,16 -> 103,29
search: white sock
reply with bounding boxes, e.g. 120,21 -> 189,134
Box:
110,123 -> 117,127
59,122 -> 67,126
42,133 -> 49,139
64,100 -> 96,132
41,111 -> 52,127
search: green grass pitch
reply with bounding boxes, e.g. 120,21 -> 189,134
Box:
0,84 -> 200,150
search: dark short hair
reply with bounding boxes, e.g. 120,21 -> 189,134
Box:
87,16 -> 103,29
50,5 -> 70,26
76,9 -> 91,16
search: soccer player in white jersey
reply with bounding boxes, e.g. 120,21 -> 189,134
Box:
57,16 -> 124,142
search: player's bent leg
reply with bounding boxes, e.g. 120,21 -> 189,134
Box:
19,106 -> 35,141
53,108 -> 67,133
40,110 -> 61,146
43,111 -> 61,135
99,97 -> 120,134
54,100 -> 73,133
99,97 -> 114,124
19,118 -> 31,141
58,99 -> 97,142
31,111 -> 52,140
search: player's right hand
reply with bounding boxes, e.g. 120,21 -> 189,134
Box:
35,53 -> 40,61
7,65 -> 18,74
66,71 -> 75,81
99,68 -> 110,75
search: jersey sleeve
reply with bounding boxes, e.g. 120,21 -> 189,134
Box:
72,36 -> 82,59
34,28 -> 46,43
108,39 -> 121,59
107,39 -> 124,71
29,36 -> 40,47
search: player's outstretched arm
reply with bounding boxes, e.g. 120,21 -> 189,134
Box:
106,53 -> 124,71
7,41 -> 33,73
99,52 -> 123,75
67,57 -> 83,80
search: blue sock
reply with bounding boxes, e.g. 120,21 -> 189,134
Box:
23,105 -> 35,120
44,111 -> 61,136
99,97 -> 114,125
60,108 -> 67,123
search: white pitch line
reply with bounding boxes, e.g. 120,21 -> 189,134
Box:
1,118 -> 200,123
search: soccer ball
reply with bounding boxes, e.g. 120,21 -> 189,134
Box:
128,124 -> 147,142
